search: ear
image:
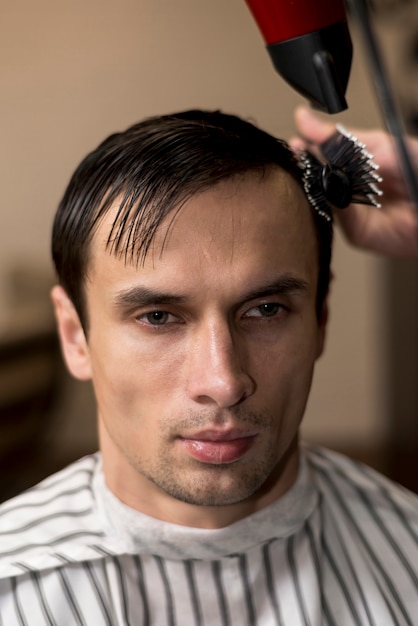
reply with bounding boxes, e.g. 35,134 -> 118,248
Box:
51,285 -> 92,381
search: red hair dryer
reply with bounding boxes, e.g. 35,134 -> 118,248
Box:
245,0 -> 353,113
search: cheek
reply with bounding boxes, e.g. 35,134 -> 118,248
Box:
88,330 -> 184,418
253,323 -> 319,408
255,315 -> 320,372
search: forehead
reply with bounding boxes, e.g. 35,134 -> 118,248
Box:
88,169 -> 318,293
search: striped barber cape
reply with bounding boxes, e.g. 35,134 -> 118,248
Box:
0,445 -> 417,626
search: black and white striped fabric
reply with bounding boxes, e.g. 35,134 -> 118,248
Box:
0,445 -> 417,625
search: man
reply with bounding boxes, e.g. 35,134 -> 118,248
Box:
0,109 -> 416,625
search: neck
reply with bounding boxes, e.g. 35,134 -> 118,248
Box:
99,425 -> 300,529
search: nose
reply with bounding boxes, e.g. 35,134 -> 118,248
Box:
186,319 -> 256,408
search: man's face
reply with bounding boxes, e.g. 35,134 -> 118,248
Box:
54,169 -> 327,527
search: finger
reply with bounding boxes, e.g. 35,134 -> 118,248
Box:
335,202 -> 418,258
288,136 -> 306,152
294,106 -> 336,143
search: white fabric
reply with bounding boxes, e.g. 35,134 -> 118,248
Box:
0,445 -> 417,625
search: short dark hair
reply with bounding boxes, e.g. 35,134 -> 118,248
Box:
52,109 -> 332,329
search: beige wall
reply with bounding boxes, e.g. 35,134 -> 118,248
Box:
1,0 -> 390,454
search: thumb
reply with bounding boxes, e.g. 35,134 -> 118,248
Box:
294,106 -> 335,144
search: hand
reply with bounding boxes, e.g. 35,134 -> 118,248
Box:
291,106 -> 418,259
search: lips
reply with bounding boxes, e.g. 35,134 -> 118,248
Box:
179,430 -> 257,464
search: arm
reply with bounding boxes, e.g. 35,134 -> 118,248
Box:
292,106 -> 418,259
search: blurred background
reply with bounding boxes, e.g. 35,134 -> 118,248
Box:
1,0 -> 417,501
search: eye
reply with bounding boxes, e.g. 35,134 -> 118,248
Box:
244,303 -> 284,318
139,310 -> 176,326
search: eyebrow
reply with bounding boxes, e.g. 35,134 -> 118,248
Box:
241,276 -> 309,302
113,287 -> 187,310
112,274 -> 309,311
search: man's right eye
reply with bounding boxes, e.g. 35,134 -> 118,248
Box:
139,311 -> 174,325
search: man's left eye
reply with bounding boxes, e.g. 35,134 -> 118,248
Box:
244,303 -> 283,318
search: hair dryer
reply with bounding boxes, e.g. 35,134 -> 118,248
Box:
245,0 -> 353,113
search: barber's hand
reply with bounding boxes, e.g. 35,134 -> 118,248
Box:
291,106 -> 418,259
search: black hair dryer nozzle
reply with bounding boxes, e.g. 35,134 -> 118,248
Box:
245,0 -> 353,114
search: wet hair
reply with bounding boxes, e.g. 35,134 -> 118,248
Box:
52,109 -> 333,330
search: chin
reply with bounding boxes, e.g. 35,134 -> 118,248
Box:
155,462 -> 273,508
